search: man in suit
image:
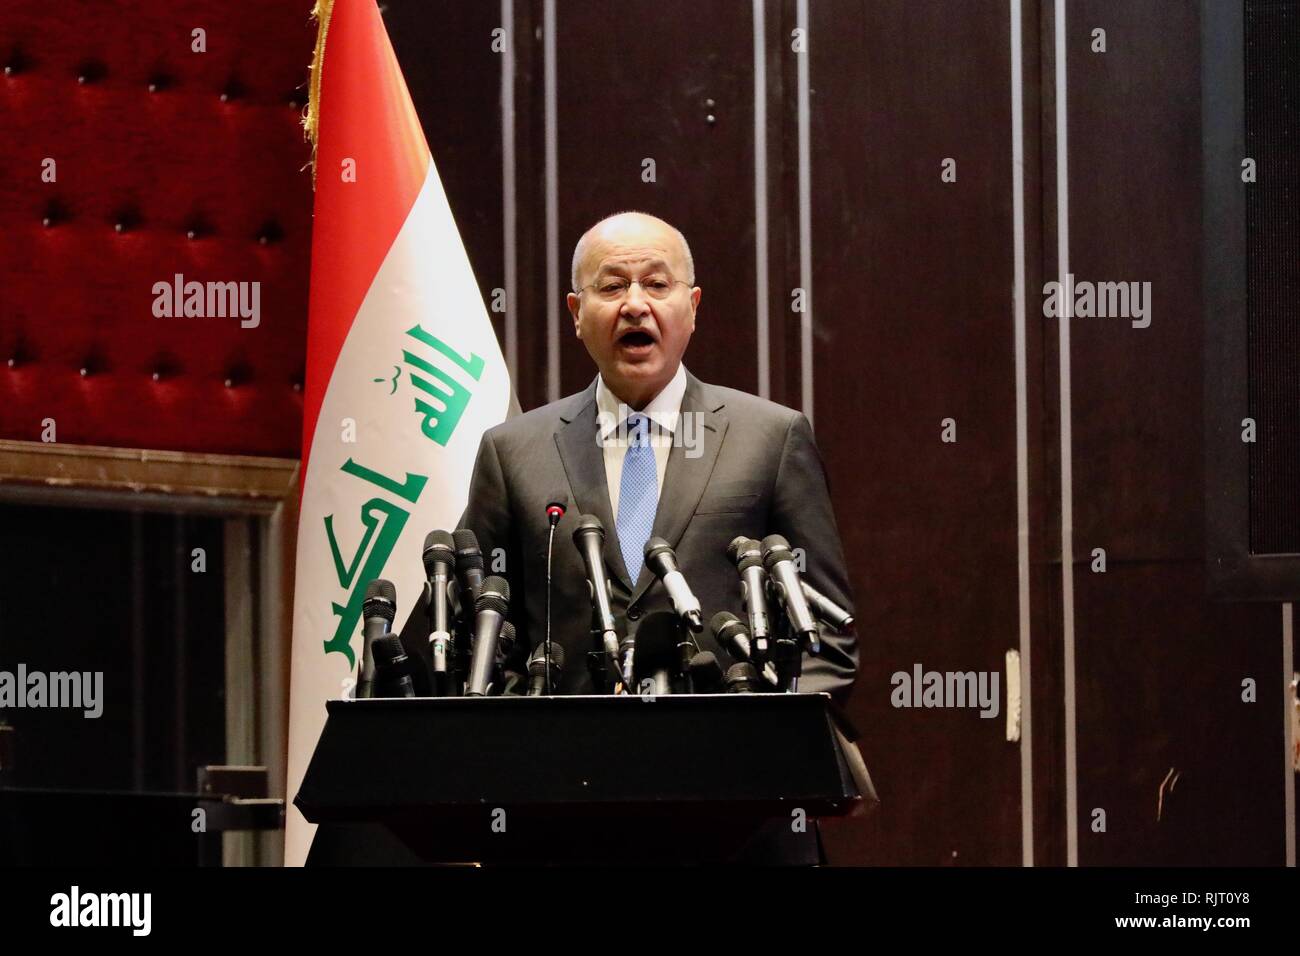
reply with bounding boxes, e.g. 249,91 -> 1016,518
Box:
458,211 -> 857,702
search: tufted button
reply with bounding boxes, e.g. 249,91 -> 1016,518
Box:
76,62 -> 106,85
224,377 -> 233,388
186,229 -> 197,240
7,358 -> 15,368
256,221 -> 283,245
79,366 -> 89,377
292,379 -> 302,392
627,605 -> 642,621
152,371 -> 160,382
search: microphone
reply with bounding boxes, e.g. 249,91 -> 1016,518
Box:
643,537 -> 704,632
801,580 -> 854,630
572,515 -> 620,673
466,576 -> 510,697
527,641 -> 565,696
723,662 -> 761,693
726,536 -> 771,659
688,651 -> 724,694
357,579 -> 396,699
422,530 -> 457,691
631,611 -> 684,697
542,499 -> 567,695
453,529 -> 486,605
761,534 -> 820,652
371,634 -> 415,698
709,611 -> 779,688
619,632 -> 636,689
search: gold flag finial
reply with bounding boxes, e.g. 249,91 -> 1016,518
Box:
303,0 -> 337,185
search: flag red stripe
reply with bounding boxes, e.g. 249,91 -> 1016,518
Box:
302,0 -> 431,482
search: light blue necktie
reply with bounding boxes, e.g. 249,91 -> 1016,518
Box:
616,413 -> 658,583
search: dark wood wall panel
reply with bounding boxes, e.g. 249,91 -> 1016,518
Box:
810,0 -> 1023,865
553,0 -> 760,400
1073,565 -> 1284,864
386,0 -> 507,362
1064,0 -> 1286,864
380,0 -> 1293,865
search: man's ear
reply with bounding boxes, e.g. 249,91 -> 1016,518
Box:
566,292 -> 582,337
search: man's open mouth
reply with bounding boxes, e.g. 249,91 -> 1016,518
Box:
617,330 -> 656,348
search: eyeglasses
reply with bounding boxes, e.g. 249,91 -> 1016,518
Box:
576,274 -> 691,302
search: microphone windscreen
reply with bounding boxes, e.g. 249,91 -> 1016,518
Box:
726,535 -> 760,565
453,528 -> 484,567
643,535 -> 672,562
709,610 -> 742,638
499,620 -> 517,654
760,533 -> 794,571
363,579 -> 396,622
422,529 -> 455,573
371,633 -> 407,667
475,575 -> 510,615
632,611 -> 683,675
688,651 -> 724,693
573,513 -> 605,541
724,662 -> 760,692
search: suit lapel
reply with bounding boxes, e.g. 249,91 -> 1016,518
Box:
553,378 -> 634,589
629,372 -> 729,605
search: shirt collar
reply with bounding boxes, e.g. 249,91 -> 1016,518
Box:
596,363 -> 688,440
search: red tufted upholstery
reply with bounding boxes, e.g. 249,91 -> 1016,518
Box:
0,1 -> 314,458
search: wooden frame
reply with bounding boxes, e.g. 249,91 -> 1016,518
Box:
1202,0 -> 1300,601
0,438 -> 299,865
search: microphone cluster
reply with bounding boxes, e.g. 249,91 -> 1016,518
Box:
570,514 -> 853,696
352,527 -> 521,700
350,510 -> 853,700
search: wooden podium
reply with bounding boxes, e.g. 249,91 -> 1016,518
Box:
296,692 -> 876,865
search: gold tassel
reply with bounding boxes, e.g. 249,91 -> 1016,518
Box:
302,0 -> 337,186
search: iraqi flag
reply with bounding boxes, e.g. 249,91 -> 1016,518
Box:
285,0 -> 512,865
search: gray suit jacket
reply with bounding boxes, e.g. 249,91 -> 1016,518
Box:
457,370 -> 858,702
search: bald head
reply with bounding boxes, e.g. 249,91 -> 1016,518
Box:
570,212 -> 695,292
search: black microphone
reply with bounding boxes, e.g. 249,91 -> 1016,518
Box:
466,576 -> 510,697
422,531 -> 457,688
527,641 -> 565,696
761,534 -> 820,652
643,537 -> 703,632
709,611 -> 780,688
543,499 -> 566,695
631,611 -> 683,697
727,536 -> 771,660
357,579 -> 396,699
619,632 -> 636,689
723,662 -> 761,693
453,529 -> 486,605
688,651 -> 724,694
371,634 -> 415,698
801,580 -> 854,630
572,514 -> 620,673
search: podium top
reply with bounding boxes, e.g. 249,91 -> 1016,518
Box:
296,693 -> 871,821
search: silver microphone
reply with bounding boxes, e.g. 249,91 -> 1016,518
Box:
643,537 -> 703,632
760,534 -> 820,652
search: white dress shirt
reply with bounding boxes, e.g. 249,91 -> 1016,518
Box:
595,363 -> 688,516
